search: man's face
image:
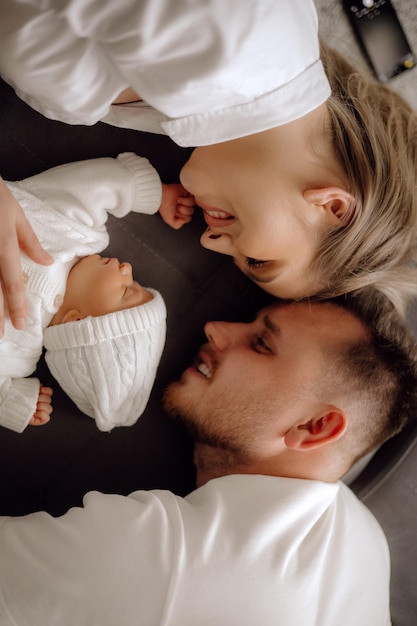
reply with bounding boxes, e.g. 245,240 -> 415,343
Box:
63,254 -> 152,318
163,302 -> 367,462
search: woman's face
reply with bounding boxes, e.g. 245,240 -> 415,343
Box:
180,119 -> 344,299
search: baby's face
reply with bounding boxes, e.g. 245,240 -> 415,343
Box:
64,254 -> 152,318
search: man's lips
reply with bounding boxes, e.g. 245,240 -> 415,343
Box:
188,347 -> 216,380
196,361 -> 211,379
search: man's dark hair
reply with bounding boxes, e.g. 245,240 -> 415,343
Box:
332,289 -> 417,463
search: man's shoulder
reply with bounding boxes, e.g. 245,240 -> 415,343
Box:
185,474 -> 340,525
186,474 -> 387,550
170,475 -> 390,624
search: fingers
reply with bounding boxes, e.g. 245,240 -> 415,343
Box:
174,204 -> 195,229
169,214 -> 193,230
158,183 -> 195,229
0,189 -> 53,332
17,210 -> 54,266
29,411 -> 51,426
29,386 -> 53,426
0,238 -> 28,332
177,204 -> 195,217
169,203 -> 194,229
177,193 -> 196,207
39,386 -> 53,398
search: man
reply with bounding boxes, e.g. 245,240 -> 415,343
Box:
1,1 -> 417,332
0,293 -> 416,625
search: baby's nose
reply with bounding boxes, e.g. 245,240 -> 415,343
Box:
120,261 -> 132,276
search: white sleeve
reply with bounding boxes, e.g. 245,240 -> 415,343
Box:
0,0 -> 217,124
17,153 -> 162,227
0,0 -> 327,130
0,490 -> 179,626
0,377 -> 39,433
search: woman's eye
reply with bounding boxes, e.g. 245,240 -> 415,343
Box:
246,257 -> 268,269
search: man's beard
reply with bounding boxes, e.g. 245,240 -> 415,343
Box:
163,380 -> 243,453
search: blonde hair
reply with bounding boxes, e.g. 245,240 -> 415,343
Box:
310,43 -> 417,315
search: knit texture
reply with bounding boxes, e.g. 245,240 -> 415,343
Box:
43,289 -> 166,431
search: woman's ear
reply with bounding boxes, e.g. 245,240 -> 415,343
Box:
61,309 -> 82,324
303,187 -> 356,226
284,409 -> 347,451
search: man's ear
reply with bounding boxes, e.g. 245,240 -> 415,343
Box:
284,409 -> 347,451
61,309 -> 82,324
303,187 -> 356,226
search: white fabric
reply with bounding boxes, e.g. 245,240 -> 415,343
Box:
0,474 -> 391,625
44,289 -> 166,432
0,153 -> 162,433
0,0 -> 331,146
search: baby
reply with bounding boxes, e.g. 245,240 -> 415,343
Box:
0,152 -> 194,433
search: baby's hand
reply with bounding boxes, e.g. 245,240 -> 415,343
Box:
158,183 -> 195,230
0,177 -> 53,335
29,385 -> 53,426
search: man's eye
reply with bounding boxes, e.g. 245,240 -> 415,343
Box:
253,335 -> 271,353
246,257 -> 268,269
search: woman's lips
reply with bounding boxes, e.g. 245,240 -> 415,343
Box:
197,202 -> 236,228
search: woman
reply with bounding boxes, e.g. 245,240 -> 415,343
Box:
1,0 -> 416,331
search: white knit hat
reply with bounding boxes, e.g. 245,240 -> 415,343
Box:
43,289 -> 166,432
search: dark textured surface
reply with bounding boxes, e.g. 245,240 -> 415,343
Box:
1,43 -> 417,624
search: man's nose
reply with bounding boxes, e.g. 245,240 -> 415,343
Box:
204,321 -> 234,352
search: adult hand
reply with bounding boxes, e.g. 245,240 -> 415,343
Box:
0,177 -> 53,335
29,385 -> 53,426
158,183 -> 195,230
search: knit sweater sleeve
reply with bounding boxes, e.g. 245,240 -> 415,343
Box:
16,153 -> 162,227
0,377 -> 40,433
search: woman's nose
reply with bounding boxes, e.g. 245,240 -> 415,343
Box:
201,231 -> 237,258
204,321 -> 235,352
